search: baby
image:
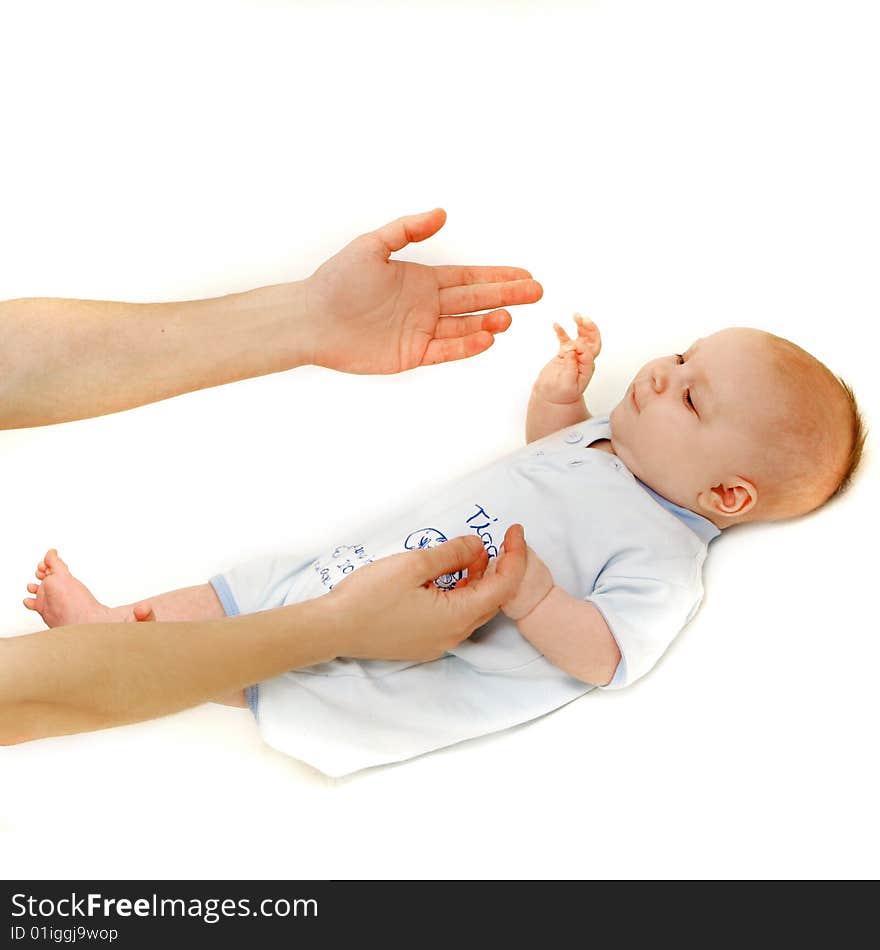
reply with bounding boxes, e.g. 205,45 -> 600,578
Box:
23,319 -> 865,775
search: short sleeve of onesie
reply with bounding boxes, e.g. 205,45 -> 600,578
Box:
587,570 -> 703,689
582,469 -> 718,691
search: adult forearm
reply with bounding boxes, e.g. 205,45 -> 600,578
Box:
0,281 -> 313,429
0,599 -> 337,744
525,388 -> 589,443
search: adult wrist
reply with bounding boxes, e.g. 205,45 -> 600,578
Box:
312,584 -> 358,660
239,279 -> 316,370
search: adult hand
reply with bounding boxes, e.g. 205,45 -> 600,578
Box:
0,208 -> 542,428
327,524 -> 528,661
303,209 -> 543,373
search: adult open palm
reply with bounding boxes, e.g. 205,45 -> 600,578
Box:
305,208 -> 543,374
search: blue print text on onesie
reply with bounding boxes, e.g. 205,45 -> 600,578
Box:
465,503 -> 500,558
405,502 -> 502,590
313,544 -> 374,591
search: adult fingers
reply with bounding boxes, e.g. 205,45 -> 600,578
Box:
438,279 -> 543,316
372,208 -> 447,256
412,535 -> 487,584
433,265 -> 533,289
432,309 -> 512,339
442,528 -> 528,638
421,332 -> 495,366
452,525 -> 527,611
463,544 -> 490,587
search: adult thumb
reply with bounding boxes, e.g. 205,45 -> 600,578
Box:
373,207 -> 447,256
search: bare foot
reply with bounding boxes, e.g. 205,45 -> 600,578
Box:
23,548 -> 119,628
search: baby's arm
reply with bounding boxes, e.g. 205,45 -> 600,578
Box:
526,315 -> 601,443
493,541 -> 620,686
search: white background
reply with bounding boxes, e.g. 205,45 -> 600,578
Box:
0,0 -> 877,879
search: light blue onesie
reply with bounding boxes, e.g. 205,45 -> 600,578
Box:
210,416 -> 720,776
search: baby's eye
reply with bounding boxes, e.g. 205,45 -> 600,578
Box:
676,355 -> 696,412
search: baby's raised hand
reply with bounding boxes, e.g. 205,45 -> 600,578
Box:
533,314 -> 601,405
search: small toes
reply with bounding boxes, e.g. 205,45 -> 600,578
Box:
35,568 -> 46,580
23,598 -> 37,610
27,583 -> 39,594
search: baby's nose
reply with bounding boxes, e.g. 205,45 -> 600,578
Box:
651,366 -> 668,393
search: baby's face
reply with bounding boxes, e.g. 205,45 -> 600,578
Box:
609,328 -> 780,524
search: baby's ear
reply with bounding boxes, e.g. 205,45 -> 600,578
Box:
698,478 -> 758,519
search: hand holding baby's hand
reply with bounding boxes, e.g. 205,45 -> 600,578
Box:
533,314 -> 601,405
490,539 -> 554,622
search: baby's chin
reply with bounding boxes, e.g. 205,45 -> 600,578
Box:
608,397 -> 628,430
607,398 -> 637,468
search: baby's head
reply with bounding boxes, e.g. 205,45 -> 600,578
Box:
608,328 -> 867,528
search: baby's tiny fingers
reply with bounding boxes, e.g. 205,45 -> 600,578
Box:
575,314 -> 602,352
23,597 -> 37,610
553,322 -> 572,344
573,313 -> 593,330
27,583 -> 38,594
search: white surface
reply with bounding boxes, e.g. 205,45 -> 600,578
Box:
0,0 -> 877,879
